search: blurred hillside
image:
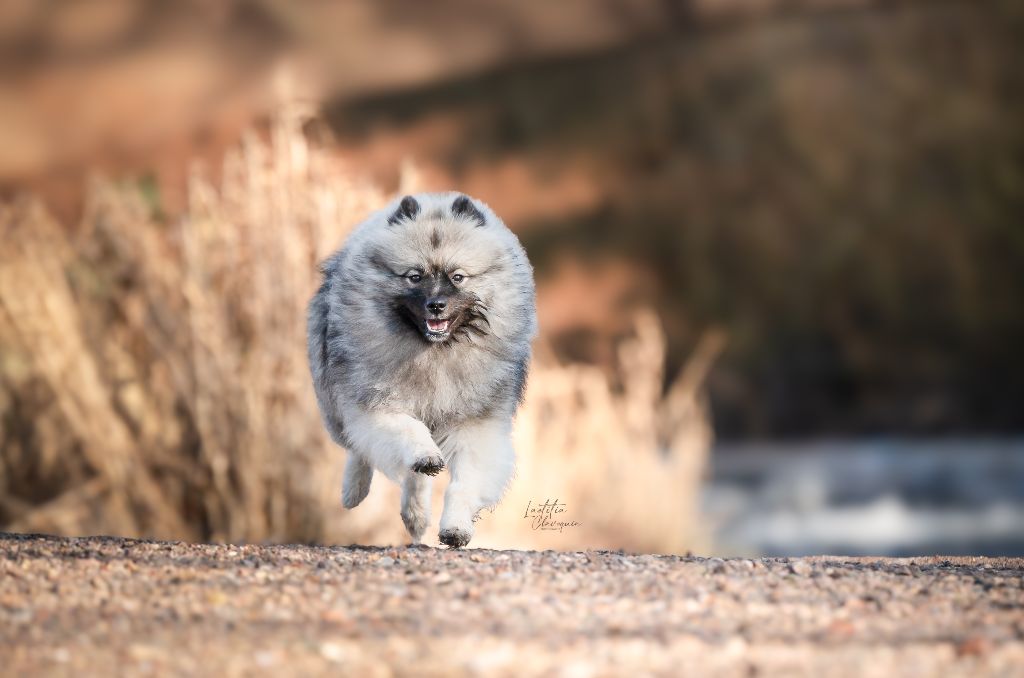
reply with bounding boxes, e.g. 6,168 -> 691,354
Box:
2,0 -> 1023,438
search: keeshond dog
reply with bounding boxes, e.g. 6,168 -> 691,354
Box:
307,192 -> 537,548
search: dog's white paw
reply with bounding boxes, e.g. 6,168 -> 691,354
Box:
411,453 -> 445,476
438,526 -> 473,549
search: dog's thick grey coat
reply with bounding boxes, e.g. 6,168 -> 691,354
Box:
307,192 -> 537,547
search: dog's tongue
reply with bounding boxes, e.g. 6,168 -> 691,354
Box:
426,319 -> 450,332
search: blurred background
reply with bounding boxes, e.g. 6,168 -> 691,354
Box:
1,0 -> 1022,556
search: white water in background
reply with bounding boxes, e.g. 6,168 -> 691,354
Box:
702,438 -> 1024,557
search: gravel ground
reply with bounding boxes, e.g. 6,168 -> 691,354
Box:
1,533 -> 1022,677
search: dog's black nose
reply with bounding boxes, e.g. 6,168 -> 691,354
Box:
426,298 -> 447,315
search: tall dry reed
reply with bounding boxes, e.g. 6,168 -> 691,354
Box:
0,108 -> 719,553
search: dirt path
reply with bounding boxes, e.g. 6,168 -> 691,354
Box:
1,533 -> 1022,676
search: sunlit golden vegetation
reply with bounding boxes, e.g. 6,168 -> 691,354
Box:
0,111 -> 718,552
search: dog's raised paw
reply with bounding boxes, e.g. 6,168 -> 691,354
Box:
438,527 -> 471,549
411,455 -> 445,476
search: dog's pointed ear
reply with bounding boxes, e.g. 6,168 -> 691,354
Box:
451,195 -> 486,227
388,195 -> 420,225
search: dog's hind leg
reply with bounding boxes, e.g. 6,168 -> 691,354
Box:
400,473 -> 432,543
341,453 -> 373,509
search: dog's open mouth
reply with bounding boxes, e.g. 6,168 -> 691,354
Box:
425,318 -> 451,335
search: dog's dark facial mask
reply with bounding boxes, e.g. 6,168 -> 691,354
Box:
395,272 -> 476,343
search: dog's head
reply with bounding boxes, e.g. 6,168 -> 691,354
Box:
362,193 -> 526,345
391,259 -> 484,344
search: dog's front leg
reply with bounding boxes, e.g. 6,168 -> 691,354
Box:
340,404 -> 444,481
437,418 -> 516,548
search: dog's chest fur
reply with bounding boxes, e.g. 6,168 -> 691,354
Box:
357,342 -> 512,431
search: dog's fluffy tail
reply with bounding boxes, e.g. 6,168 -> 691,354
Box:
341,454 -> 373,509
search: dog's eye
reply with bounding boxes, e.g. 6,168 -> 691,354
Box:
450,271 -> 466,284
405,272 -> 422,284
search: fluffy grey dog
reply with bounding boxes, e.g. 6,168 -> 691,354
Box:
307,192 -> 537,548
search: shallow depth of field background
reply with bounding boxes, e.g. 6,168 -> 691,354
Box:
1,0 -> 1022,556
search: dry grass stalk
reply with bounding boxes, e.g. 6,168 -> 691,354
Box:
0,109 -> 718,552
